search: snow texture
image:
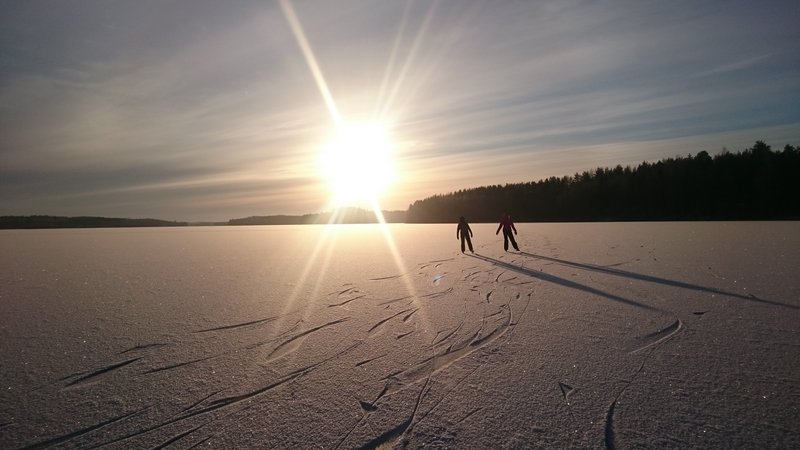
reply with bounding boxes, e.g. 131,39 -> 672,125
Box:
1,222 -> 798,449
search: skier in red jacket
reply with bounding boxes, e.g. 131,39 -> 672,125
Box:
496,213 -> 519,251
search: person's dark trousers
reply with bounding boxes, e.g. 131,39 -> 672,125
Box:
503,230 -> 519,251
461,235 -> 473,253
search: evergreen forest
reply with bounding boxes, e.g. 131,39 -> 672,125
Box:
406,141 -> 800,223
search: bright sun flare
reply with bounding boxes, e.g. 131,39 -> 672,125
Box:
320,121 -> 396,206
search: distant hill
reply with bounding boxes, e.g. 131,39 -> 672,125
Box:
229,207 -> 406,225
407,141 -> 800,223
0,209 -> 406,229
0,215 -> 188,229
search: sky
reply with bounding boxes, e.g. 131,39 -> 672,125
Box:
1,0 -> 798,221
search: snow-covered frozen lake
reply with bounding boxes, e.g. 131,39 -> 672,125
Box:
1,222 -> 798,448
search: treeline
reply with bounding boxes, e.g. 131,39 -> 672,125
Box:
406,141 -> 800,223
0,215 -> 189,229
229,207 -> 406,225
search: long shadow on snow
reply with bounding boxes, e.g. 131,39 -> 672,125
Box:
468,253 -> 661,312
519,252 -> 796,310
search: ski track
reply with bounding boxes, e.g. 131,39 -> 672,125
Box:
193,315 -> 281,333
20,408 -> 147,450
629,319 -> 684,354
119,343 -> 168,354
266,317 -> 351,360
368,308 -> 412,334
63,358 -> 142,388
142,355 -> 218,375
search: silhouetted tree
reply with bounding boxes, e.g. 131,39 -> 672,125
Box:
406,141 -> 799,222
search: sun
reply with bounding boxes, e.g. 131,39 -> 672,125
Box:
319,121 -> 396,206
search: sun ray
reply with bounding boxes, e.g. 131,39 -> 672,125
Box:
274,221 -> 334,323
378,0 -> 439,122
374,0 -> 414,118
279,0 -> 341,125
369,198 -> 431,333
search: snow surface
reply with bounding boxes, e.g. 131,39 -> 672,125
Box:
1,222 -> 798,449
